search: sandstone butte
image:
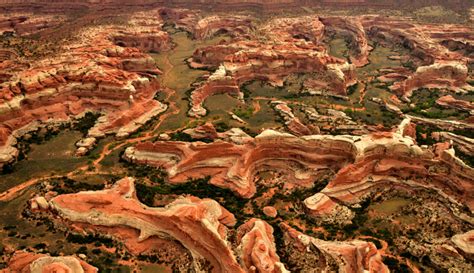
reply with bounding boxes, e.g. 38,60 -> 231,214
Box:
0,9 -> 174,169
124,118 -> 474,212
1,251 -> 98,273
29,177 -> 395,273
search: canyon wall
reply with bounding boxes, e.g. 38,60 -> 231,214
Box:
0,0 -> 471,13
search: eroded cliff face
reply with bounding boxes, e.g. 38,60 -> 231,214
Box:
0,0 -> 470,13
237,219 -> 289,273
0,10 -> 174,169
124,118 -> 474,217
47,177 -> 244,273
0,5 -> 472,272
304,118 -> 474,220
2,251 -> 98,273
187,15 -> 356,117
123,129 -> 356,198
29,177 -> 393,273
280,223 -> 389,273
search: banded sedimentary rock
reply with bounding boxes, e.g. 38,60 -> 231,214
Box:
112,10 -> 173,53
124,129 -> 356,198
271,100 -> 315,136
0,13 -> 66,36
390,61 -> 471,100
361,16 -> 473,99
0,10 -> 171,169
434,132 -> 474,156
304,120 -> 474,218
0,0 -> 470,14
2,251 -> 98,273
320,16 -> 371,67
451,230 -> 474,258
436,95 -> 474,113
236,219 -> 289,273
280,223 -> 389,273
193,15 -> 254,40
188,15 -> 356,116
47,177 -> 244,273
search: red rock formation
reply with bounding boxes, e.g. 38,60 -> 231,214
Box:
236,219 -> 289,273
112,10 -> 172,53
436,95 -> 474,112
2,251 -> 98,273
0,11 -> 172,169
359,16 -> 473,99
435,132 -> 474,156
304,126 -> 474,217
193,15 -> 254,40
189,34 -> 355,116
451,230 -> 474,259
271,101 -> 314,136
123,129 -> 356,198
0,0 -> 470,14
47,177 -> 244,273
390,61 -> 470,100
182,122 -> 219,140
280,223 -> 389,273
262,206 -> 277,218
0,14 -> 65,36
320,16 -> 371,67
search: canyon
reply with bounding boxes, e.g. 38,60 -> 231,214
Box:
0,2 -> 472,273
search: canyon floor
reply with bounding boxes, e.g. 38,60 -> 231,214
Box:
0,4 -> 473,273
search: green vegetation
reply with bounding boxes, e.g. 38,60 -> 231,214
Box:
73,112 -> 100,136
233,105 -> 254,119
402,89 -> 467,120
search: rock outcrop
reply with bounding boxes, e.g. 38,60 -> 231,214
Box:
304,119 -> 474,218
361,16 -> 474,99
0,10 -> 172,169
2,251 -> 98,273
280,223 -> 389,273
187,16 -> 356,116
271,101 -> 314,136
321,16 -> 371,67
451,230 -> 474,259
390,61 -> 471,100
47,177 -> 244,273
0,0 -> 470,14
123,129 -> 356,198
436,95 -> 474,113
0,13 -> 65,36
193,15 -> 254,40
236,219 -> 289,273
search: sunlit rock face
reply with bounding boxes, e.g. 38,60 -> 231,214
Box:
123,129 -> 357,198
124,119 -> 473,212
280,223 -> 389,273
187,15 -> 356,117
236,219 -> 289,273
3,251 -> 98,273
304,120 -> 474,218
47,177 -> 244,273
0,10 -> 172,170
360,15 -> 474,99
